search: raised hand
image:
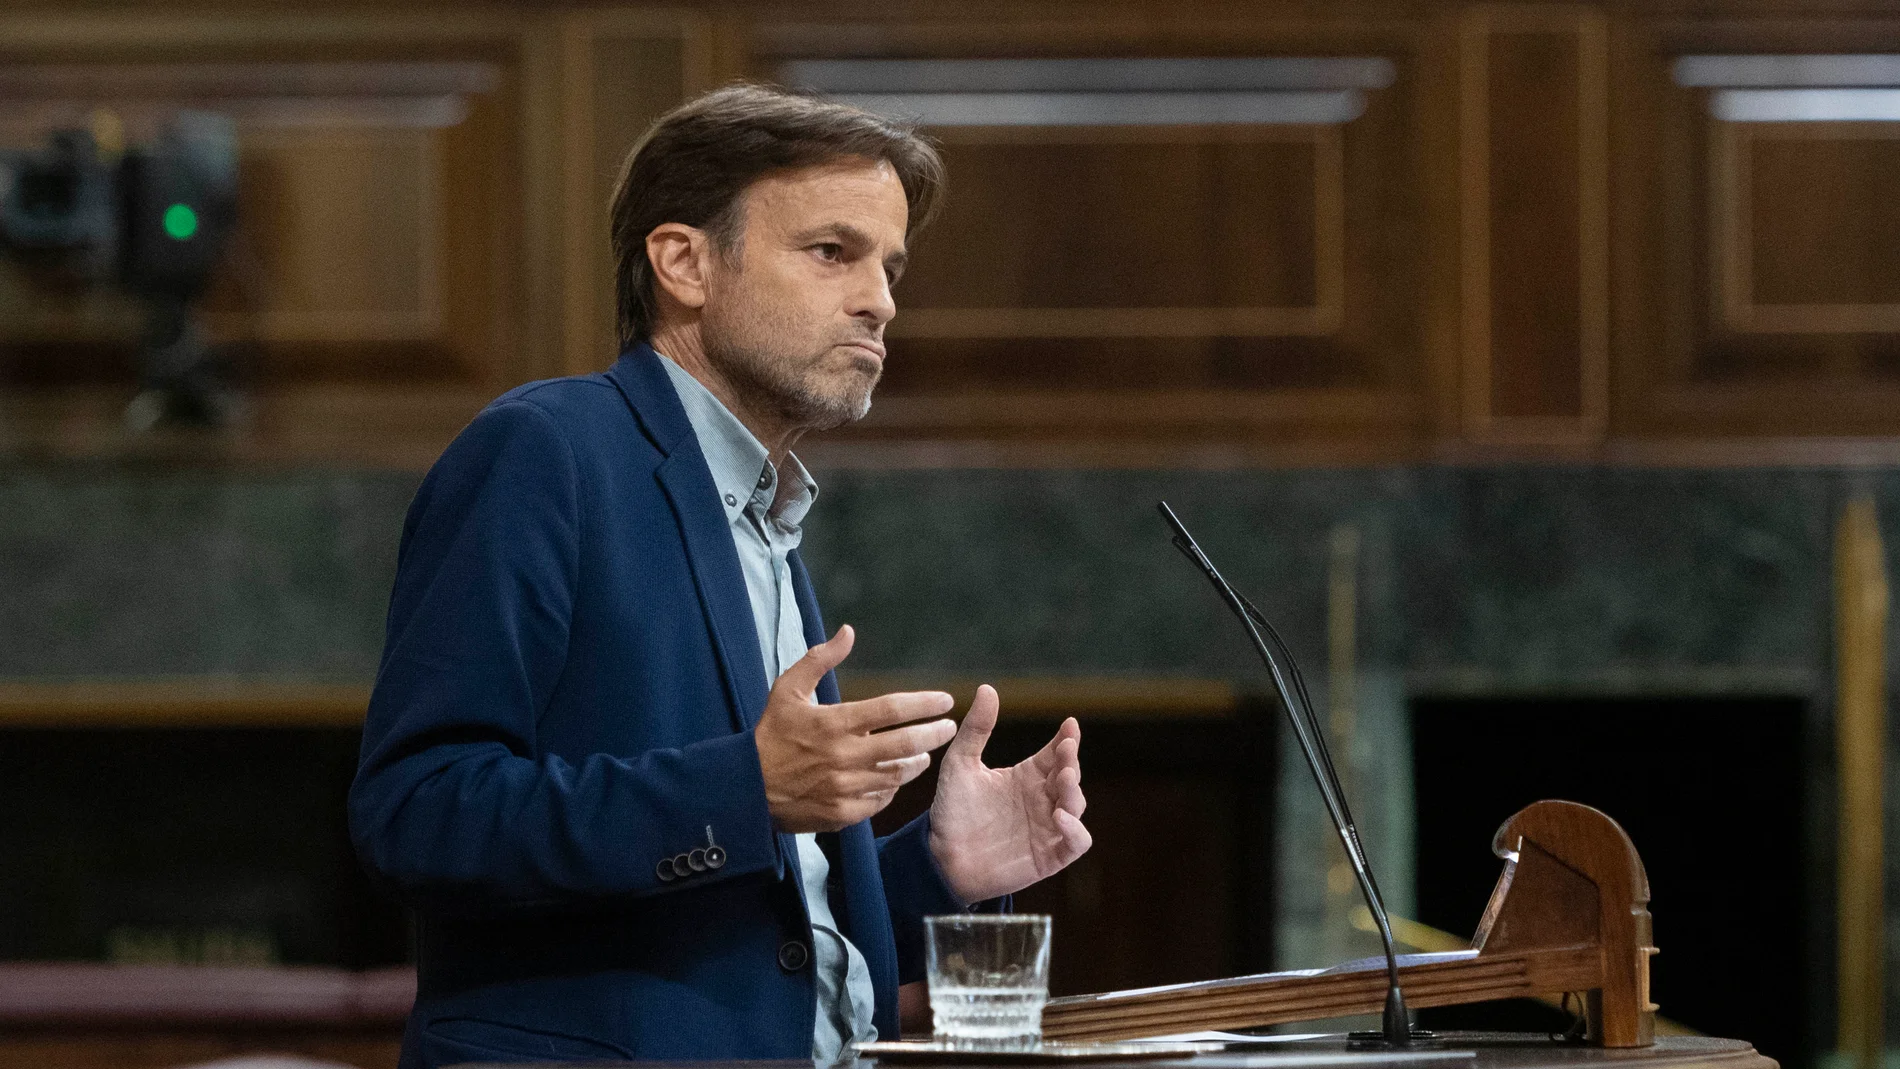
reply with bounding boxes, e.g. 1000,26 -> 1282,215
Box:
926,685 -> 1091,904
753,624 -> 959,833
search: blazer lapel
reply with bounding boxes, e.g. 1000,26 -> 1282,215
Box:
609,345 -> 771,731
656,451 -> 771,730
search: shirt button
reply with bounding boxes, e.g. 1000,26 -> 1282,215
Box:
723,493 -> 738,507
777,939 -> 810,972
758,469 -> 772,488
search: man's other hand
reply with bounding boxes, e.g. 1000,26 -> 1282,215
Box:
927,685 -> 1091,904
755,624 -> 957,833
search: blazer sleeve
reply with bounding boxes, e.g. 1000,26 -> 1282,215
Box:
876,811 -> 1012,985
348,398 -> 781,914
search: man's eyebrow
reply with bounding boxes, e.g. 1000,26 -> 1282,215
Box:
789,222 -> 871,247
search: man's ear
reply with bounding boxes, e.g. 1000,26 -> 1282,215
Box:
646,222 -> 714,312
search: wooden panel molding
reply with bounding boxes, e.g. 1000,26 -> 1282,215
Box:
1613,22 -> 1900,440
0,677 -> 1233,728
891,124 -> 1345,340
0,682 -> 373,728
1457,5 -> 1608,446
557,10 -> 714,377
1712,121 -> 1900,336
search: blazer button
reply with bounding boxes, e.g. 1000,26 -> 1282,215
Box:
656,858 -> 676,882
778,940 -> 810,972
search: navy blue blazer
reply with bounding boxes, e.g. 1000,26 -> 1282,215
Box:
349,345 -> 970,1067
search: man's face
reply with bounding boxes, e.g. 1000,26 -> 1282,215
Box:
699,157 -> 909,431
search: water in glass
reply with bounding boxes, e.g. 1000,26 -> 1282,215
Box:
924,914 -> 1052,1050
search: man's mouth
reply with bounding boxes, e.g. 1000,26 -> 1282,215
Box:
840,339 -> 886,361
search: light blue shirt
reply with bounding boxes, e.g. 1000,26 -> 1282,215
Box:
659,354 -> 878,1062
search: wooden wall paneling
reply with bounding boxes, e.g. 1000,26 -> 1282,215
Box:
749,19 -> 1432,465
1457,5 -> 1608,447
1614,17 -> 1900,443
555,10 -> 707,378
1421,10 -> 1470,447
517,17 -> 567,400
1712,123 -> 1900,337
888,124 -> 1345,341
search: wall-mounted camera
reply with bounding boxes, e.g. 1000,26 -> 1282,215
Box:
0,111 -> 240,428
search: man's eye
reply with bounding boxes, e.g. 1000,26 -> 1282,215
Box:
813,243 -> 843,261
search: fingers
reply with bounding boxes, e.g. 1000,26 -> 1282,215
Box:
1053,807 -> 1093,861
945,683 -> 1000,763
880,751 -> 933,788
826,763 -> 917,798
1047,759 -> 1086,819
859,719 -> 958,764
843,690 -> 955,733
774,624 -> 856,698
1029,716 -> 1080,774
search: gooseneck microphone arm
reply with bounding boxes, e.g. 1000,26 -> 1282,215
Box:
1157,501 -> 1413,1045
1230,586 -> 1398,925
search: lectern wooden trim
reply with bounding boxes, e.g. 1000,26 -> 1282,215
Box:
1043,800 -> 1658,1045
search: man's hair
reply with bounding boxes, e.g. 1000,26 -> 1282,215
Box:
609,83 -> 945,346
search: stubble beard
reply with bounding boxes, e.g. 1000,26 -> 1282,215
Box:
703,309 -> 881,433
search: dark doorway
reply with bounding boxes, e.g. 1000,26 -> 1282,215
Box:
0,727 -> 407,967
1410,696 -> 1809,1069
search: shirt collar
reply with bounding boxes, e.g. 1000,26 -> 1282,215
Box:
656,353 -> 818,529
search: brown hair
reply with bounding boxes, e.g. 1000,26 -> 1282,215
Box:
609,83 -> 945,346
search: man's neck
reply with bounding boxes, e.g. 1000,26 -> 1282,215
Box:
647,323 -> 803,464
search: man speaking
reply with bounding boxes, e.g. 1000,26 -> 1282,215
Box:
349,85 -> 1092,1066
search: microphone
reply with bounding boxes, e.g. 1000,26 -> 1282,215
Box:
1157,501 -> 1418,1045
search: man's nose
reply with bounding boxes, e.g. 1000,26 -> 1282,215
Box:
847,261 -> 896,326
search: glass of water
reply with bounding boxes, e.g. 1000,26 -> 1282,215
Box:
924,914 -> 1052,1050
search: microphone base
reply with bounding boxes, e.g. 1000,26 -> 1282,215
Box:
1346,1029 -> 1441,1047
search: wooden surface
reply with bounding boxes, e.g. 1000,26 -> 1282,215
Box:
0,1032 -> 398,1069
0,963 -> 410,1069
436,1035 -> 1773,1069
1043,801 -> 1652,1044
0,677 -> 1234,727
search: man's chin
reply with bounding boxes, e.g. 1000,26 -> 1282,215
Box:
766,369 -> 875,431
805,366 -> 879,429
798,391 -> 873,432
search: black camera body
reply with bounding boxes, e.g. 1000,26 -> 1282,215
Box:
0,112 -> 242,426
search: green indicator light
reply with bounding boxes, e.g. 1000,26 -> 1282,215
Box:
162,203 -> 198,241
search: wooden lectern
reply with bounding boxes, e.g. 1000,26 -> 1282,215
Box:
1044,800 -> 1659,1045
